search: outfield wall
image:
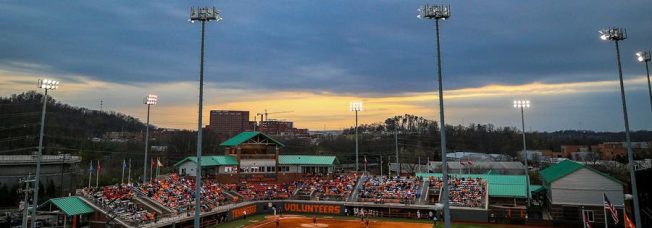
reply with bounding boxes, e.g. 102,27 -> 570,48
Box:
132,200 -> 488,227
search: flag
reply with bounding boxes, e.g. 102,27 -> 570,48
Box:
97,160 -> 101,173
88,161 -> 94,173
123,159 -> 127,169
603,193 -> 619,224
467,160 -> 473,166
459,160 -> 465,166
582,210 -> 592,228
624,212 -> 635,228
157,158 -> 163,167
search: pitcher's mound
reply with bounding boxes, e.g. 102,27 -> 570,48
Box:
300,223 -> 329,227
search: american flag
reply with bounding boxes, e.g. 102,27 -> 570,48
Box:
603,193 -> 619,224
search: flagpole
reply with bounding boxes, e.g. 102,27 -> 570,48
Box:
156,157 -> 160,179
121,159 -> 125,185
88,160 -> 92,188
150,158 -> 154,183
128,159 -> 132,185
95,160 -> 99,188
604,204 -> 608,228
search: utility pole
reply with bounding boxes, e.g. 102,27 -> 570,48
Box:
19,174 -> 35,228
395,130 -> 399,176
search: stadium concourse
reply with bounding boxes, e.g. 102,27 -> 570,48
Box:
39,132 -> 529,227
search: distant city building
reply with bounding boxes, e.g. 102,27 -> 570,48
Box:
209,110 -> 251,137
102,131 -> 141,142
0,154 -> 82,196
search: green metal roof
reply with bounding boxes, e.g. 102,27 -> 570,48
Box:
530,185 -> 544,193
48,196 -> 94,216
417,173 -> 528,198
540,160 -> 623,185
220,131 -> 285,147
279,155 -> 336,165
174,156 -> 239,167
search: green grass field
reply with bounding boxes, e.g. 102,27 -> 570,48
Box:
213,214 -> 524,228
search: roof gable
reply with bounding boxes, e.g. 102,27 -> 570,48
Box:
540,160 -> 623,185
174,155 -> 239,167
279,155 -> 336,165
540,160 -> 584,184
220,131 -> 285,147
47,196 -> 94,216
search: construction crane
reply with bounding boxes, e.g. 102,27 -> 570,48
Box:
256,109 -> 293,122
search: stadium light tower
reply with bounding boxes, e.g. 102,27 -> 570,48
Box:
513,100 -> 531,206
418,4 -> 451,228
350,101 -> 363,172
142,94 -> 157,184
600,27 -> 641,228
189,6 -> 222,228
636,51 -> 651,112
32,79 -> 60,228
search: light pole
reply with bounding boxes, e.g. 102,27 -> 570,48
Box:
189,6 -> 222,228
418,4 -> 451,228
142,94 -> 157,183
636,51 -> 651,112
513,100 -> 531,206
32,79 -> 59,228
600,27 -> 641,228
350,101 -> 363,172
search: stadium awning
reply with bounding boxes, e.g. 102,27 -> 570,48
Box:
47,196 -> 95,216
279,155 -> 336,165
416,173 -> 528,198
174,155 -> 239,167
220,131 -> 285,147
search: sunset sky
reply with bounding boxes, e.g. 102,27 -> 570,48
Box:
1,1 -> 651,131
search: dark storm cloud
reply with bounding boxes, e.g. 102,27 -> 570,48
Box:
0,0 -> 651,93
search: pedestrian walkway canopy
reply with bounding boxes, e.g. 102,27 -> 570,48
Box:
45,196 -> 95,216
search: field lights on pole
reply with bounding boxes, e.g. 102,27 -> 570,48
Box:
350,101 -> 362,172
418,3 -> 451,228
142,94 -> 157,184
635,51 -> 652,112
32,79 -> 60,228
190,6 -> 222,228
513,100 -> 531,206
600,26 -> 641,228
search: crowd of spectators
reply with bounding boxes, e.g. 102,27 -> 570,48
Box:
139,174 -> 231,214
82,185 -> 156,225
358,175 -> 422,204
222,183 -> 292,201
428,176 -> 487,208
291,174 -> 358,201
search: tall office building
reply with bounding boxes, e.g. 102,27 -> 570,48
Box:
209,110 -> 251,136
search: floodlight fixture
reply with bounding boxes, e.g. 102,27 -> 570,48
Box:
190,7 -> 222,22
599,27 -> 627,41
37,79 -> 60,90
349,101 -> 363,112
513,100 -> 530,108
144,94 -> 158,105
636,51 -> 650,63
417,4 -> 451,20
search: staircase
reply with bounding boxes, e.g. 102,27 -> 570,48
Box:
133,188 -> 174,214
77,195 -> 134,228
417,180 -> 429,205
348,174 -> 366,202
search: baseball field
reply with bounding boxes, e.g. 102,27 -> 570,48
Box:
215,214 -> 544,228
